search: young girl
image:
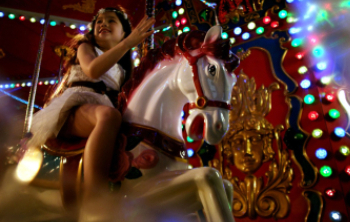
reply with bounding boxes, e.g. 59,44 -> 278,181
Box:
27,6 -> 155,220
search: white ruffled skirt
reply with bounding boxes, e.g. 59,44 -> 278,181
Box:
28,86 -> 114,147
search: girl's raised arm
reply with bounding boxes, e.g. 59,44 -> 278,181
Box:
78,15 -> 155,79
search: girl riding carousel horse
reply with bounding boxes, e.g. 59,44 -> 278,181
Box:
25,6 -> 155,220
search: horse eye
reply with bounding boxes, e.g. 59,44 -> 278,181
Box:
208,64 -> 216,76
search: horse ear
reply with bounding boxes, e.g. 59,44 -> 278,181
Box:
203,25 -> 222,44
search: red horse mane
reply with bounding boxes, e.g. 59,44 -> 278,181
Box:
118,30 -> 239,112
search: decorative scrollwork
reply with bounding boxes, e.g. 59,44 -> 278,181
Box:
63,0 -> 96,14
0,49 -> 5,59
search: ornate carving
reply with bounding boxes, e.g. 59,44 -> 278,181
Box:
236,49 -> 251,61
62,0 -> 96,14
221,72 -> 293,218
0,49 -> 5,59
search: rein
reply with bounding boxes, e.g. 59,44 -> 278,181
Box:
183,51 -> 232,110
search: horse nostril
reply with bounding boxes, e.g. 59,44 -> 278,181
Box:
216,123 -> 222,130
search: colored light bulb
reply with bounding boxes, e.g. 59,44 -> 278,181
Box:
242,32 -> 250,40
263,16 -> 271,24
79,25 -> 86,31
19,15 -> 25,21
329,109 -> 340,119
172,11 -> 178,19
308,111 -> 319,121
40,19 -> 45,24
320,165 -> 332,177
294,133 -> 304,140
313,46 -> 324,57
325,93 -> 335,102
345,166 -> 350,176
30,17 -> 36,23
298,66 -> 308,74
38,81 -> 43,85
175,20 -> 180,27
271,21 -> 279,28
320,76 -> 332,85
8,14 -> 15,19
312,129 -> 323,138
256,27 -> 264,34
175,0 -> 182,6
296,52 -> 304,59
70,24 -> 76,29
334,127 -> 346,138
247,22 -> 256,30
187,136 -> 194,143
0,12 -> 4,17
221,32 -> 228,39
229,37 -> 236,44
279,10 -> 288,19
183,26 -> 190,32
317,62 -> 327,70
178,30 -> 182,35
50,20 -> 56,26
234,27 -> 242,35
187,149 -> 194,157
325,188 -> 336,197
315,148 -> 327,159
292,38 -> 303,47
178,8 -> 184,15
330,211 -> 342,221
181,18 -> 187,25
304,94 -> 315,104
339,145 -> 350,156
300,79 -> 311,89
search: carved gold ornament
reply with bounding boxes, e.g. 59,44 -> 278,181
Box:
63,0 -> 96,14
0,49 -> 5,59
221,72 -> 293,218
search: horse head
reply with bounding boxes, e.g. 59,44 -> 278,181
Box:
175,26 -> 239,144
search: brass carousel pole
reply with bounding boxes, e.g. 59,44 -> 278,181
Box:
141,0 -> 155,57
23,0 -> 53,135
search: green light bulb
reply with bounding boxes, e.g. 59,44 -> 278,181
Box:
329,109 -> 340,119
172,11 -> 178,19
279,10 -> 288,19
340,146 -> 350,156
291,38 -> 303,47
320,165 -> 332,177
256,27 -> 264,34
8,14 -> 15,19
313,46 -> 324,57
304,94 -> 315,104
187,136 -> 194,143
221,32 -> 228,39
50,20 -> 56,26
183,27 -> 190,32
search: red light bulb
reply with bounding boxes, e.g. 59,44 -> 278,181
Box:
271,21 -> 279,28
263,16 -> 271,24
308,111 -> 319,121
39,81 -> 43,85
296,52 -> 304,60
181,18 -> 187,25
345,165 -> 350,176
16,83 -> 20,87
325,93 -> 335,102
175,20 -> 180,27
325,188 -> 336,197
19,15 -> 25,21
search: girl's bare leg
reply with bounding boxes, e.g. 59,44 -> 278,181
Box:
61,104 -> 122,218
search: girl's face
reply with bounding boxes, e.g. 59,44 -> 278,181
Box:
94,12 -> 125,48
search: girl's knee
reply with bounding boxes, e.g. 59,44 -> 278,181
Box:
96,106 -> 122,125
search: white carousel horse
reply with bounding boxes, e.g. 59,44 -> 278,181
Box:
0,25 -> 238,222
112,25 -> 238,222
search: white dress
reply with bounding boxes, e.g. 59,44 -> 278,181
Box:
28,47 -> 125,147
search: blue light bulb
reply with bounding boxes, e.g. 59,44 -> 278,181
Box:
300,79 -> 311,89
234,27 -> 242,35
0,12 -> 4,17
334,127 -> 346,138
175,0 -> 182,6
330,211 -> 342,221
187,149 -> 194,157
40,19 -> 45,24
79,25 -> 86,31
317,62 -> 327,70
315,148 -> 327,159
242,32 -> 250,40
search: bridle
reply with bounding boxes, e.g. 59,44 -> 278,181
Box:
183,51 -> 232,111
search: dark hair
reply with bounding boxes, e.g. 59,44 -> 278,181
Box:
65,6 -> 132,84
45,6 -> 133,104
